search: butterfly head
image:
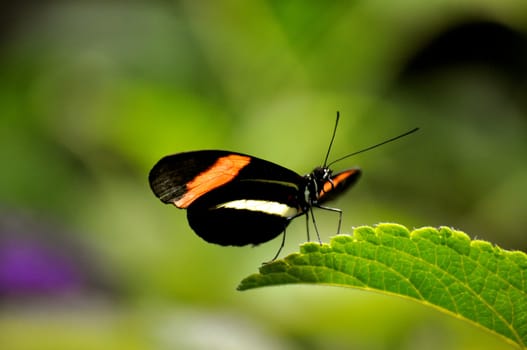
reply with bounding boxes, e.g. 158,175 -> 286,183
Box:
304,166 -> 334,203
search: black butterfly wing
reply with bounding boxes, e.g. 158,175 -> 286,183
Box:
149,150 -> 252,206
187,179 -> 303,246
149,150 -> 306,246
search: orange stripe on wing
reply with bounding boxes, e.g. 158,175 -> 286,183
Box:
174,154 -> 251,208
320,169 -> 357,196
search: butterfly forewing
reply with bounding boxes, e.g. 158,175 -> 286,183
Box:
149,151 -> 251,205
317,168 -> 361,205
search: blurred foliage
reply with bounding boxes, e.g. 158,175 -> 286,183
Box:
0,1 -> 526,349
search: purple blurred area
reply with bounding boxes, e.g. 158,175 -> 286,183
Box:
0,237 -> 81,295
0,210 -> 114,299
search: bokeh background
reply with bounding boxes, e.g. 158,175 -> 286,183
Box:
1,1 -> 526,349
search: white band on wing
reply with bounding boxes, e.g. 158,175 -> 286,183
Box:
216,199 -> 298,218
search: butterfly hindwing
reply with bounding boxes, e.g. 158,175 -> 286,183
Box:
187,179 -> 302,246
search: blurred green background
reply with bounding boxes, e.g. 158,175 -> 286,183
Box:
1,1 -> 526,349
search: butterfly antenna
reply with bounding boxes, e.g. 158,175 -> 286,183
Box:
327,127 -> 419,167
323,111 -> 340,167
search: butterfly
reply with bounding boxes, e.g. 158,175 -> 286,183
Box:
149,112 -> 417,260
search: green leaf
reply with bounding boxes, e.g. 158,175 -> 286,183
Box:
238,224 -> 527,348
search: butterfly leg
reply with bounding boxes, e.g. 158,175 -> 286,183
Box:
315,204 -> 343,235
304,212 -> 311,242
262,228 -> 287,264
309,206 -> 323,244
